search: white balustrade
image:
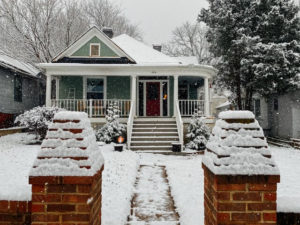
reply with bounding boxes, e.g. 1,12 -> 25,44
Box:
51,99 -> 131,118
178,100 -> 205,116
175,100 -> 184,150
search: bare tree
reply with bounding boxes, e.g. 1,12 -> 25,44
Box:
0,0 -> 142,63
84,0 -> 142,40
163,22 -> 212,64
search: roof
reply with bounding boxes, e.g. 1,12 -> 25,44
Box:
172,56 -> 198,65
112,34 -> 179,65
0,54 -> 40,77
52,26 -> 135,63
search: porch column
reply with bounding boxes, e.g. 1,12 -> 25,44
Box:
131,75 -> 137,116
204,77 -> 210,117
174,75 -> 179,107
46,74 -> 52,107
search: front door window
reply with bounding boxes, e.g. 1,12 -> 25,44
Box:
87,78 -> 104,99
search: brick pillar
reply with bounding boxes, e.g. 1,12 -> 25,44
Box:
30,167 -> 103,224
203,165 -> 279,225
203,111 -> 280,225
29,112 -> 104,225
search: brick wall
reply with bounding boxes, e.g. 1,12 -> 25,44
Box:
0,200 -> 31,224
203,164 -> 280,225
29,166 -> 103,225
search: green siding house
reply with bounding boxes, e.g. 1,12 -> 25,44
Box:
38,26 -> 216,150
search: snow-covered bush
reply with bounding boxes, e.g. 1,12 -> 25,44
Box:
96,103 -> 126,143
15,106 -> 63,141
186,109 -> 210,150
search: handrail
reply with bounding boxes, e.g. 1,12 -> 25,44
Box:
175,100 -> 184,150
127,100 -> 135,150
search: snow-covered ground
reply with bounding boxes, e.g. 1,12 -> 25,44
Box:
0,133 -> 300,224
0,133 -> 39,201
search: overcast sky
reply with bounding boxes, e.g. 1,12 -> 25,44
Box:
111,0 -> 209,45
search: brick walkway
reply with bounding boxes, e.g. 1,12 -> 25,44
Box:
127,165 -> 180,225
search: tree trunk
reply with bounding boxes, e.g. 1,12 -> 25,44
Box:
245,88 -> 253,110
235,70 -> 242,110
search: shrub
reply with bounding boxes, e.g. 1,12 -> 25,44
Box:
96,103 -> 126,143
15,106 -> 63,140
186,109 -> 210,150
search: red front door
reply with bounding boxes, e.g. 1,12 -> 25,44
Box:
146,82 -> 160,116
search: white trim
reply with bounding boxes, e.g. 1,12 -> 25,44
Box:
39,64 -> 217,78
84,76 -> 107,100
89,43 -> 100,57
52,26 -> 135,63
137,78 -> 169,117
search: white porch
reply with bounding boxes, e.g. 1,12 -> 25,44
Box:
39,63 -> 217,148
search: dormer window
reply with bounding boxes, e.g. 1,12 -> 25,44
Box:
90,44 -> 100,57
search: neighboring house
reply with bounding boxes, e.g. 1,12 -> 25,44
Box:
253,89 -> 300,139
38,26 -> 216,150
0,54 -> 45,128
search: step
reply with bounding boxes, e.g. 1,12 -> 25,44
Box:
131,141 -> 174,147
132,132 -> 179,136
133,124 -> 177,128
134,120 -> 176,124
130,146 -> 173,151
131,137 -> 179,142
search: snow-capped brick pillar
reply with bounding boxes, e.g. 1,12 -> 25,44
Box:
29,112 -> 104,225
202,111 -> 280,225
0,201 -> 31,224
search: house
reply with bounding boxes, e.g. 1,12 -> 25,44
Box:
0,53 -> 45,128
253,89 -> 300,139
38,26 -> 216,150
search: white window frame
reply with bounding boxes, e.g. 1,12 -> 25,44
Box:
83,76 -> 107,100
90,43 -> 101,57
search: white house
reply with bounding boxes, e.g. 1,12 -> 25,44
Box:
38,27 -> 217,150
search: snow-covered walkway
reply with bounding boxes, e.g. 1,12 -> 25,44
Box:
128,165 -> 180,225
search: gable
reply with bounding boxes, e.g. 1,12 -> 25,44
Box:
51,26 -> 135,63
71,36 -> 118,57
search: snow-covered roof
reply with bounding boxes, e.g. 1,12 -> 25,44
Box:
0,53 -> 40,77
203,110 -> 279,175
216,101 -> 231,109
172,56 -> 198,65
112,34 -> 179,65
30,112 -> 104,177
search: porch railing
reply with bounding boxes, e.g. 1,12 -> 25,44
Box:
51,99 -> 131,118
178,100 -> 205,116
127,99 -> 136,150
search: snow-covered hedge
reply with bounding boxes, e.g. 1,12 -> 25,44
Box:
96,103 -> 126,143
15,106 -> 63,140
186,110 -> 210,150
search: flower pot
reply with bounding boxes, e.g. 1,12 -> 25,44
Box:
114,144 -> 123,152
172,143 -> 181,152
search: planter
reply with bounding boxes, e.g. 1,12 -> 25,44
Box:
172,142 -> 181,152
114,144 -> 123,152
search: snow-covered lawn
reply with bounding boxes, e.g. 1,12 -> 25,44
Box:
0,133 -> 39,201
0,133 -> 300,224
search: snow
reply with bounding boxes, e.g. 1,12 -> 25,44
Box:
172,56 -> 198,65
216,101 -> 231,109
0,53 -> 40,77
30,112 -> 104,177
112,34 -> 179,65
0,132 -> 300,217
218,110 -> 255,119
0,133 -> 39,201
203,111 -> 279,175
101,144 -> 139,225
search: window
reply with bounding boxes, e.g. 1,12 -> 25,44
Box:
90,44 -> 100,57
253,99 -> 261,117
14,75 -> 22,102
274,98 -> 278,111
87,78 -> 104,99
178,84 -> 188,100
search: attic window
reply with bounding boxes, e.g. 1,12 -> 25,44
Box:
90,44 -> 100,57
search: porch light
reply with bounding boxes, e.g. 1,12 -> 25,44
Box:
163,94 -> 168,100
118,136 -> 124,144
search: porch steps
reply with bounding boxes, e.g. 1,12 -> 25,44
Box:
130,118 -> 179,151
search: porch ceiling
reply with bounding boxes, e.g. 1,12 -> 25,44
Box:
38,63 -> 217,79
